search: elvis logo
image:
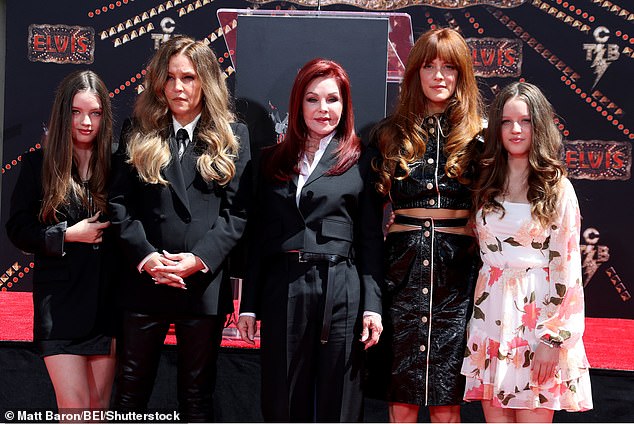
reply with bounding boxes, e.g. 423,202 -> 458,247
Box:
466,38 -> 522,78
582,26 -> 620,90
564,140 -> 631,181
28,24 -> 94,64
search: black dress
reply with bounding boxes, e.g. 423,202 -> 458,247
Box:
366,114 -> 481,406
5,150 -> 114,356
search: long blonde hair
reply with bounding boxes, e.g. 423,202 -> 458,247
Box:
127,36 -> 238,185
475,82 -> 567,227
40,70 -> 112,223
374,27 -> 482,195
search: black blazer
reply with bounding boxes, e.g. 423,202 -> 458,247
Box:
241,139 -> 384,316
6,150 -> 113,340
108,120 -> 251,316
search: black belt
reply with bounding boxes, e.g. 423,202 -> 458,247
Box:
285,251 -> 348,344
393,214 -> 469,228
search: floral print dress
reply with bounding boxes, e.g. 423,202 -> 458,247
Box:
461,178 -> 593,411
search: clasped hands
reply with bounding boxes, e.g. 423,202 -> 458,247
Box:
144,250 -> 204,289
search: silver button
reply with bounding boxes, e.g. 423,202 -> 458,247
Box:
429,199 -> 436,206
424,221 -> 431,227
421,316 -> 428,323
426,182 -> 433,189
424,230 -> 430,237
422,287 -> 429,295
429,127 -> 435,134
423,259 -> 430,266
427,158 -> 434,164
419,344 -> 426,352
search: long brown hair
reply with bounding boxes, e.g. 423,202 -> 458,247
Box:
40,70 -> 112,223
374,27 -> 482,195
263,58 -> 361,181
127,36 -> 238,185
474,82 -> 567,227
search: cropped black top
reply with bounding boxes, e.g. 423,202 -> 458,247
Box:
389,114 -> 481,211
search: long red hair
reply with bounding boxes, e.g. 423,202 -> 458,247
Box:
263,58 -> 361,181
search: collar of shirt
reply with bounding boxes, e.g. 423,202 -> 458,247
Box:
296,131 -> 336,207
172,113 -> 201,143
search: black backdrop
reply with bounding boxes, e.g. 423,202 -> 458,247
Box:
1,0 -> 632,320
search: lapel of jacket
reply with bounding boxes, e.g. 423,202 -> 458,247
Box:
302,137 -> 338,189
163,132 -> 191,213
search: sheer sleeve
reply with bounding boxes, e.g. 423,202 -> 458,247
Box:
535,178 -> 585,349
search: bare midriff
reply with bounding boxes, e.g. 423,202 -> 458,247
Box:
389,208 -> 472,235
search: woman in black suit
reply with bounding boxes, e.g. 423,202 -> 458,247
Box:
108,36 -> 250,422
6,70 -> 115,411
237,58 -> 384,422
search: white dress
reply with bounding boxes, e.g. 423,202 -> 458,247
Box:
461,179 -> 593,411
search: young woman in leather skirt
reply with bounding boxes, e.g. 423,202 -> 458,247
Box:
369,28 -> 484,423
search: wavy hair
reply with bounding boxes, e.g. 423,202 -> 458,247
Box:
474,82 -> 567,227
373,27 -> 483,195
262,58 -> 361,181
127,36 -> 238,185
40,70 -> 112,223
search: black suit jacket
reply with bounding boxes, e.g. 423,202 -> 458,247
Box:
108,120 -> 251,316
241,139 -> 384,316
6,150 -> 114,340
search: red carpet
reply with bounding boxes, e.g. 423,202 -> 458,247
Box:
0,291 -> 258,349
1,291 -> 631,370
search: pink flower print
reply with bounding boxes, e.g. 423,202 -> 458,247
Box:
464,384 -> 485,400
489,267 -> 504,287
521,301 -> 541,330
558,283 -> 584,320
566,232 -> 579,260
548,381 -> 568,397
512,346 -> 529,369
528,224 -> 547,242
507,336 -> 529,351
487,339 -> 501,360
468,340 -> 487,371
513,221 -> 535,246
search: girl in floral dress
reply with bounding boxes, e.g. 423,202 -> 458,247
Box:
461,82 -> 593,422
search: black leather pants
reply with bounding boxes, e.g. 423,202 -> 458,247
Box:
113,311 -> 224,422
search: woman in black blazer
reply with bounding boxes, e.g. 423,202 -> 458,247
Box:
237,58 -> 384,422
6,70 -> 115,411
108,36 -> 250,422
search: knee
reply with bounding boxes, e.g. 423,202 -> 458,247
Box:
388,402 -> 419,423
429,405 -> 461,423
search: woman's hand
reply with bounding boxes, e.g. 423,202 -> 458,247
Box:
360,314 -> 383,350
64,211 -> 110,244
237,315 -> 257,345
144,252 -> 186,289
151,250 -> 205,283
531,342 -> 560,385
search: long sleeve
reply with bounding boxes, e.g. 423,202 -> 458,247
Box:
190,123 -> 252,272
107,121 -> 158,266
5,151 -> 66,258
356,147 -> 385,315
535,178 -> 585,348
238,168 -> 264,316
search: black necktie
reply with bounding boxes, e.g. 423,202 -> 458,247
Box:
176,128 -> 188,159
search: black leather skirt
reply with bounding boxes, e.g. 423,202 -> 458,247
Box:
365,221 -> 479,406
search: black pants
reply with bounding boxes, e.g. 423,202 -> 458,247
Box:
113,311 -> 224,422
260,258 -> 364,422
